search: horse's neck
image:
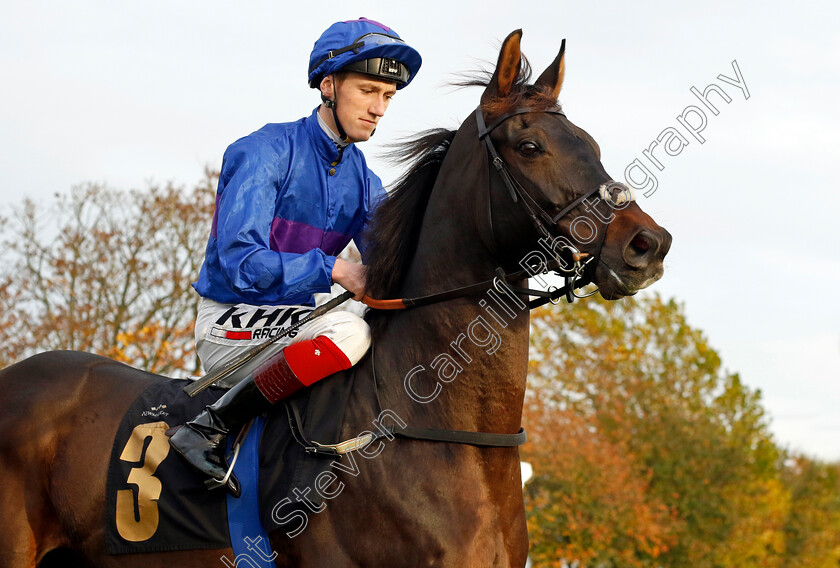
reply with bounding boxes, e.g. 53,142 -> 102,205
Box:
373,168 -> 530,435
401,152 -> 497,295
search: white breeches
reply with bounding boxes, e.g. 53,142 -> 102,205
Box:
194,294 -> 371,388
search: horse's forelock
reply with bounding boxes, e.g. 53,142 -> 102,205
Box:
481,85 -> 561,117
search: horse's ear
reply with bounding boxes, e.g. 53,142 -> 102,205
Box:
535,39 -> 566,100
482,29 -> 523,103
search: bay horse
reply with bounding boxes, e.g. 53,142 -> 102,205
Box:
0,31 -> 671,567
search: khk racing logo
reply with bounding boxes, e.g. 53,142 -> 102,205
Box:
209,305 -> 313,342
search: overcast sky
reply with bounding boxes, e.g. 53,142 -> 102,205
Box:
1,1 -> 838,460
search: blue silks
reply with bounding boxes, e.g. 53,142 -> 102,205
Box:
194,107 -> 386,307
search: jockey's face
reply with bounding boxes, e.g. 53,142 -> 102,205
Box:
319,72 -> 398,142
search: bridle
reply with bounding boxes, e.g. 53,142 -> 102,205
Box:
477,106 -> 596,239
195,106 -> 640,452
360,104 -> 636,311
477,105 -> 639,299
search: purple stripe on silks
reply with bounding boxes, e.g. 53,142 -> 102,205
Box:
320,231 -> 353,256
270,218 -> 321,254
211,193 -> 222,238
270,218 -> 352,256
344,18 -> 390,31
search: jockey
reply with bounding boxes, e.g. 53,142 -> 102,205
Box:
169,17 -> 422,494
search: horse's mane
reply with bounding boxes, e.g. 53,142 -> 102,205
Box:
363,56 -> 560,303
363,127 -> 457,300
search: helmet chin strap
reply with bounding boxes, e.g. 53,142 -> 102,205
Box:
321,77 -> 376,143
321,92 -> 351,143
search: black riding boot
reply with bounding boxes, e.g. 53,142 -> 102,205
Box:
169,375 -> 272,497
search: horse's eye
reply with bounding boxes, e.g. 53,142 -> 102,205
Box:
518,141 -> 540,156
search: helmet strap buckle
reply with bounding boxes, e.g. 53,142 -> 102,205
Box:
321,93 -> 336,110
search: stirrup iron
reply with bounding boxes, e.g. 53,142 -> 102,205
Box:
204,440 -> 242,496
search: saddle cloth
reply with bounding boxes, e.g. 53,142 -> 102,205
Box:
105,369 -> 357,554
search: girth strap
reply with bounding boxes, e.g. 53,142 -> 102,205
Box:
386,425 -> 527,448
284,398 -> 527,453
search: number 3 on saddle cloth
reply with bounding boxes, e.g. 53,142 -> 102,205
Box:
105,371 -> 357,555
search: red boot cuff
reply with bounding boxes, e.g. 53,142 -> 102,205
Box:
252,336 -> 352,403
284,336 -> 352,386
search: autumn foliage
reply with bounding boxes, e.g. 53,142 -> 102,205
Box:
0,177 -> 837,564
523,294 -> 840,567
0,171 -> 217,374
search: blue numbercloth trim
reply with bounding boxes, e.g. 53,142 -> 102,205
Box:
226,416 -> 276,566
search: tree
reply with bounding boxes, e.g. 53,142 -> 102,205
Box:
523,399 -> 674,568
523,293 -> 787,567
2,174 -> 838,564
780,455 -> 840,567
0,171 -> 217,374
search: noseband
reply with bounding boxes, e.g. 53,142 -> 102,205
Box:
475,105 -> 634,300
359,105 -> 636,311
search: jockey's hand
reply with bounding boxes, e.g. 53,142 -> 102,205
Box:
332,259 -> 367,300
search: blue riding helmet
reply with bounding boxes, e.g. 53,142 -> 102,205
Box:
308,17 -> 422,89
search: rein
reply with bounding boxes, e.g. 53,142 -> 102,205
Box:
330,107 -> 629,451
227,107 -> 639,451
361,254 -> 590,311
361,105 -> 636,312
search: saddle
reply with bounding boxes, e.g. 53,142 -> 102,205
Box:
105,368 -> 359,554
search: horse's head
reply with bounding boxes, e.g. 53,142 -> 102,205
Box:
480,30 -> 671,299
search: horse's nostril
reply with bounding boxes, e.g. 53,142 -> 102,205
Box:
623,230 -> 660,268
630,233 -> 651,254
